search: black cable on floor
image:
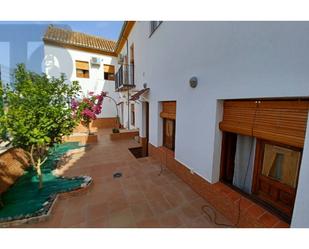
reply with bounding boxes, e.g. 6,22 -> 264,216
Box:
201,197 -> 242,228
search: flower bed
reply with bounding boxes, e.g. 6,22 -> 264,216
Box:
0,142 -> 92,227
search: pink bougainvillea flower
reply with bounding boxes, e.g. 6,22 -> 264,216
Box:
71,98 -> 78,111
96,95 -> 103,102
82,108 -> 96,120
72,92 -> 106,132
92,104 -> 102,115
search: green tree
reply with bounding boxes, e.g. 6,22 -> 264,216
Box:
0,82 -> 4,140
0,64 -> 81,188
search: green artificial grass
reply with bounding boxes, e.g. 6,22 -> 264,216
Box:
0,142 -> 88,221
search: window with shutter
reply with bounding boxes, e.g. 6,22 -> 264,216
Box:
160,101 -> 176,120
219,99 -> 309,221
104,64 -> 115,81
163,119 -> 176,151
75,60 -> 89,78
220,100 -> 309,148
252,101 -> 309,148
161,101 -> 176,151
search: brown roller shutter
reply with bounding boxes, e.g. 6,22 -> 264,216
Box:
76,60 -> 89,70
104,64 -> 115,74
252,100 -> 309,148
219,100 -> 257,136
160,101 -> 176,120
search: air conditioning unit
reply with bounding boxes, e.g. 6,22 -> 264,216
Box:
118,54 -> 124,64
90,57 -> 100,65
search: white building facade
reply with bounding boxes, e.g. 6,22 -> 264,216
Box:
43,26 -> 119,119
114,21 -> 309,227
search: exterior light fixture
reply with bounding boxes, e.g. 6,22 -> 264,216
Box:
189,76 -> 198,88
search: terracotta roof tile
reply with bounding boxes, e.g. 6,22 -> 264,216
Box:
43,26 -> 117,53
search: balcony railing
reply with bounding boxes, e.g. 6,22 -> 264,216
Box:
115,64 -> 135,91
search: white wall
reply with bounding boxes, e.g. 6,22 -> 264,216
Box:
291,116 -> 309,227
126,21 -> 309,179
124,21 -> 309,226
44,44 -> 118,118
115,91 -> 139,129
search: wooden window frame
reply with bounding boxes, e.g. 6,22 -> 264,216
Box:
220,131 -> 303,223
163,118 -> 176,151
219,132 -> 237,184
104,64 -> 115,81
75,60 -> 89,79
251,139 -> 302,220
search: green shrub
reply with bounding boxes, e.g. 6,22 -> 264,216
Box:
0,64 -> 81,188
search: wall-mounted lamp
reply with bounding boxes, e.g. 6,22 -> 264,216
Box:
189,76 -> 198,88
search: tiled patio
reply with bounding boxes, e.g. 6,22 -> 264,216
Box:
20,129 -> 231,228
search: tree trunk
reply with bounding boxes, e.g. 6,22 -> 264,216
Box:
28,145 -> 48,189
37,159 -> 43,189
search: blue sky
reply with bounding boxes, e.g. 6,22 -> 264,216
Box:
0,21 -> 123,73
0,21 -> 123,40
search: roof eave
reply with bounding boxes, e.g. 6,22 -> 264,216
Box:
114,21 -> 136,55
43,39 -> 117,57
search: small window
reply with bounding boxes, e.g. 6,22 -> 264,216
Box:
131,103 -> 135,126
163,118 -> 176,151
149,21 -> 162,37
75,60 -> 89,78
104,64 -> 115,81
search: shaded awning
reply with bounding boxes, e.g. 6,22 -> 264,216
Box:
130,88 -> 150,101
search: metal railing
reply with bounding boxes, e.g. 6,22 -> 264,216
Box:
115,64 -> 135,90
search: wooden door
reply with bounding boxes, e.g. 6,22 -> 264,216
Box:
252,140 -> 302,219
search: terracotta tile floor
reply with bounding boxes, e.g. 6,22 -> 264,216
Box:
20,129 -> 231,228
